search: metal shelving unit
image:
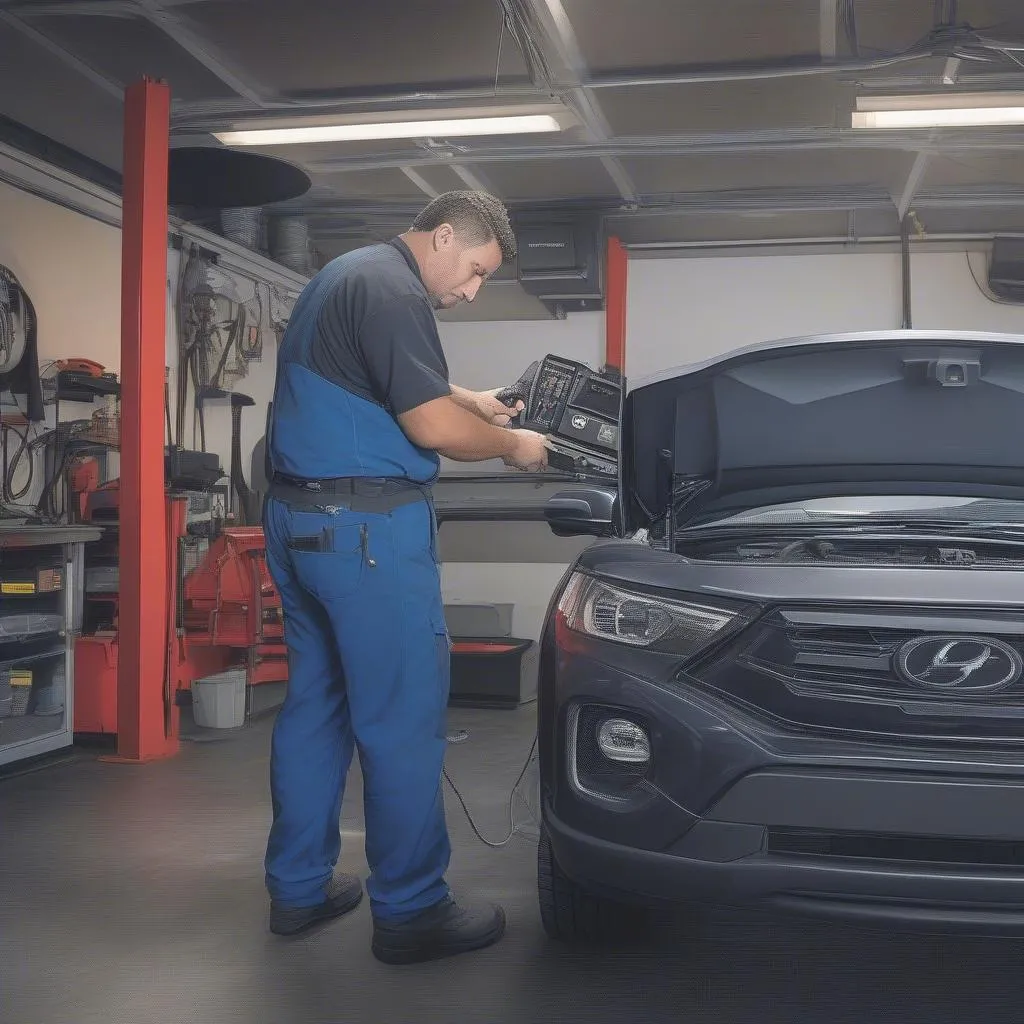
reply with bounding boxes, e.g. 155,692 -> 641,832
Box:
0,526 -> 99,768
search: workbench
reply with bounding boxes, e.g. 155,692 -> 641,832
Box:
0,524 -> 100,768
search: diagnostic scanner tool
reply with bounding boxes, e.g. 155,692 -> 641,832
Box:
495,355 -> 622,479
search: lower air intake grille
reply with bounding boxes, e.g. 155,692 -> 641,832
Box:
768,828 -> 1024,869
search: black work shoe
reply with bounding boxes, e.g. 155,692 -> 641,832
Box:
371,896 -> 506,965
270,873 -> 364,936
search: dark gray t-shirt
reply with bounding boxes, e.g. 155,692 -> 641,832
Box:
308,238 -> 451,416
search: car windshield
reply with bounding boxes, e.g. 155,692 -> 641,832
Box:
689,496 -> 1024,530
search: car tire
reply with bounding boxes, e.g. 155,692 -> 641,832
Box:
537,825 -> 642,944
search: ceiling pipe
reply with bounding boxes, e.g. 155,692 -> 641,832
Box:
279,182 -> 1024,226
300,125 -> 1024,176
623,232 -> 1011,252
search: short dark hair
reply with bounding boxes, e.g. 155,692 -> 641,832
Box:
411,190 -> 517,262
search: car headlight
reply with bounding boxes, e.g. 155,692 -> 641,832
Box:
557,571 -> 746,656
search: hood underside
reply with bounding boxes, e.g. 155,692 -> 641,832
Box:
624,331 -> 1024,532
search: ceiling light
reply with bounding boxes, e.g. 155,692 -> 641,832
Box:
852,92 -> 1024,129
214,114 -> 563,147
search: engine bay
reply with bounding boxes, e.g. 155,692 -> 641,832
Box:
675,530 -> 1024,567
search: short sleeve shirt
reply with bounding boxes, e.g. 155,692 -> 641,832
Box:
307,238 -> 451,416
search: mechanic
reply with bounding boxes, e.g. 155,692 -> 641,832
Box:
262,190 -> 549,965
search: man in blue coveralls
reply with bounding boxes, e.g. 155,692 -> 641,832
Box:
262,191 -> 550,965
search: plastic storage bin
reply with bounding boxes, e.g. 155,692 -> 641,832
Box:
192,669 -> 247,729
0,614 -> 63,641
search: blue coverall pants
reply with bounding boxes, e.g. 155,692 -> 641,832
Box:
262,493 -> 453,920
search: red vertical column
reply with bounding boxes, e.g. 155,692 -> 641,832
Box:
605,235 -> 627,373
113,77 -> 177,763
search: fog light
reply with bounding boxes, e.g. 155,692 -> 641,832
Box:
596,718 -> 650,763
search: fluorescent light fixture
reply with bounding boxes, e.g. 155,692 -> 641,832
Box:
215,114 -> 562,147
854,107 -> 1024,128
852,92 -> 1024,129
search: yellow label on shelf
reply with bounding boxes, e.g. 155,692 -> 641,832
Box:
1,582 -> 35,595
9,672 -> 32,687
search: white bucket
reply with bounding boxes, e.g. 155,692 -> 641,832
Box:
192,669 -> 247,729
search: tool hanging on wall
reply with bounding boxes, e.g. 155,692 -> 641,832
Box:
229,392 -> 255,525
193,386 -> 256,523
0,265 -> 44,422
174,244 -> 265,452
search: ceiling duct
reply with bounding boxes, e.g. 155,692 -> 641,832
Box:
269,216 -> 313,275
512,210 -> 603,317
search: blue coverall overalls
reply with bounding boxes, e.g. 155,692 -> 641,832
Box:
262,245 -> 453,922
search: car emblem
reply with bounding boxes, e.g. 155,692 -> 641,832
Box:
571,414 -> 588,430
895,635 -> 1023,693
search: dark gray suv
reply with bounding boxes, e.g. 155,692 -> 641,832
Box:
535,330 -> 1024,941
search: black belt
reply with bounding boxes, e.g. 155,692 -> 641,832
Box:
268,473 -> 431,512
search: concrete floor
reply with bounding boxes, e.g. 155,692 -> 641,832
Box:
2,704 -> 1024,1024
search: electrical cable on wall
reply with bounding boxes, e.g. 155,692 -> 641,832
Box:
965,249 -> 1023,306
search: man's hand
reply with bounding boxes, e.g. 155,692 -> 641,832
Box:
503,429 -> 549,473
449,384 -> 524,426
475,389 -> 525,426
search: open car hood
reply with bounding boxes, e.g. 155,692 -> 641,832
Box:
624,331 -> 1024,534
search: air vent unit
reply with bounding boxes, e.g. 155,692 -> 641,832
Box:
513,211 -> 603,317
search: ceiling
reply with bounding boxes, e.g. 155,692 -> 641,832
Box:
4,0 -> 1024,318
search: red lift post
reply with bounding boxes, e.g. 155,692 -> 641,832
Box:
605,235 -> 627,372
111,77 -> 178,763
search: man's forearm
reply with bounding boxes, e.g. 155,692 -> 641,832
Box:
399,396 -> 518,461
448,384 -> 484,418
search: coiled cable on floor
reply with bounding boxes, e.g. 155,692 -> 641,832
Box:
442,731 -> 538,849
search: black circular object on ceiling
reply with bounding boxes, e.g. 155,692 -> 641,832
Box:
168,146 -> 311,208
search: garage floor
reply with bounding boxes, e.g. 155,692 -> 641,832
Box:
1,705 -> 1022,1024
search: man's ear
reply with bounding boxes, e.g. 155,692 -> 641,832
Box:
433,223 -> 455,250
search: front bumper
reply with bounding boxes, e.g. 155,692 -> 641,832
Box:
545,799 -> 1024,932
543,648 -> 1024,932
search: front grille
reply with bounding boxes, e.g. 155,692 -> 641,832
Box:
768,828 -> 1024,869
690,606 -> 1024,744
569,704 -> 649,803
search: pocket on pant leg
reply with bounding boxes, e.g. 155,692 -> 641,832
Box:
288,521 -> 366,601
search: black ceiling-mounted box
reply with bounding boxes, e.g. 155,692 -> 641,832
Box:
513,211 -> 604,317
988,237 -> 1024,302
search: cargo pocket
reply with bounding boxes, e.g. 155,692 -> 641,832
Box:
287,521 -> 366,601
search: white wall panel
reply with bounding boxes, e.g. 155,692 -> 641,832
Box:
625,251 -> 904,380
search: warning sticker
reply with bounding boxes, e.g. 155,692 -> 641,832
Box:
1,582 -> 36,595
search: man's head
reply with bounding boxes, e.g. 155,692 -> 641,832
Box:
402,191 -> 516,309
